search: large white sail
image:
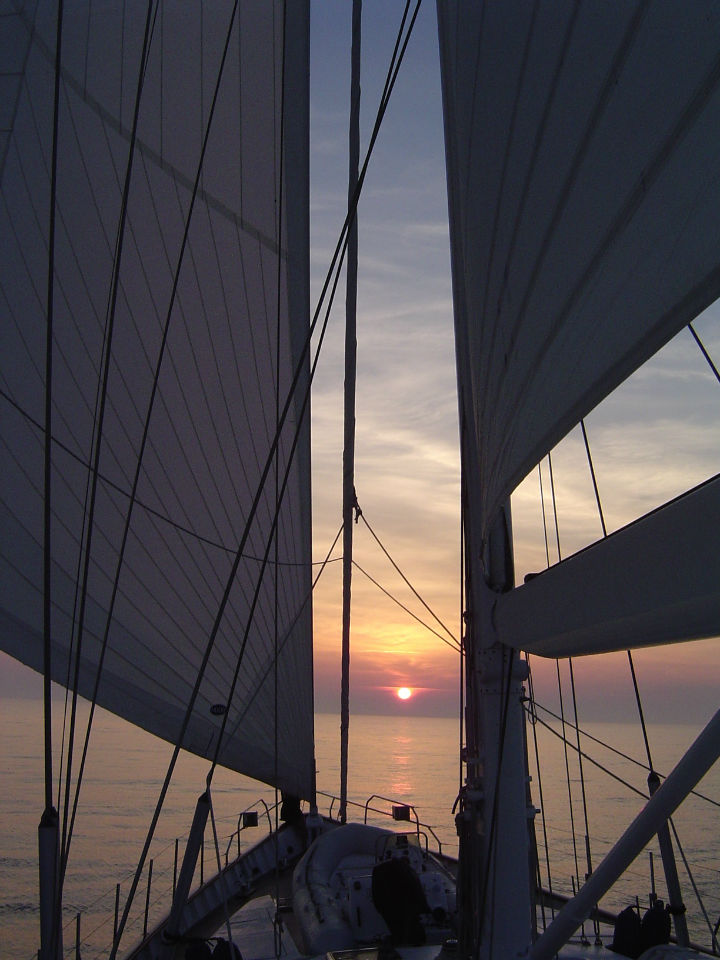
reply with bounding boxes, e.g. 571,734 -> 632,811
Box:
438,1 -> 720,653
0,1 -> 314,797
439,1 -> 720,534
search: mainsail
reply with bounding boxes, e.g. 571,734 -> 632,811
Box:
0,1 -> 314,797
438,1 -> 720,653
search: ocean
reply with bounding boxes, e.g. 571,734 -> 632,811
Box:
1,701 -> 718,959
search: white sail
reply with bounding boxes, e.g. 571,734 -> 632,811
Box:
438,1 -> 720,537
0,1 -> 314,797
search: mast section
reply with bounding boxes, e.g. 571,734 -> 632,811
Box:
339,0 -> 362,825
458,494 -> 534,960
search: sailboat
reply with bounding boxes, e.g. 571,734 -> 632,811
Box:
1,2 -> 719,960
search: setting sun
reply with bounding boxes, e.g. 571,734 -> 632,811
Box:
397,687 -> 412,700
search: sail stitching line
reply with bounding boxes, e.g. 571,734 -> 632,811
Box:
0,384 -> 341,566
11,0 -> 283,256
4,44 -> 262,624
486,0 -> 580,374
503,0 -> 652,363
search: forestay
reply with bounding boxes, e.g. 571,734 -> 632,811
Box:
0,1 -> 314,797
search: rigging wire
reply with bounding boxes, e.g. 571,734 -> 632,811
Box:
41,5 -> 65,958
272,3 -> 289,951
669,819 -> 719,951
531,702 -> 720,809
2,389 -> 346,568
340,0 -> 362,828
527,661 -> 555,926
38,3 -> 70,957
59,0 -> 159,893
529,464 -> 556,926
688,321 -> 720,385
359,513 -> 459,646
352,560 -> 459,651
43,0 -> 65,819
546,452 -> 583,897
529,708 -> 719,945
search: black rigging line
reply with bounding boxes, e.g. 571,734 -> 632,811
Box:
43,0 -> 64,820
222,526 -> 344,746
580,419 -> 606,537
527,661 -> 555,923
351,560 -> 458,651
581,417 -> 656,880
43,6 -> 65,958
546,453 -> 584,894
568,658 -> 594,882
207,194 -> 354,783
529,708 -> 649,801
532,702 -> 720,810
1,383 -> 340,567
60,0 -> 158,885
688,321 -> 720,385
359,513 -> 459,646
273,5 -> 288,952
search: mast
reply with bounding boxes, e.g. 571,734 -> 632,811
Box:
339,0 -> 361,825
457,496 -> 534,960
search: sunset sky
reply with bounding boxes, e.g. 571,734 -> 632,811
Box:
305,1 -> 720,725
2,1 -> 719,728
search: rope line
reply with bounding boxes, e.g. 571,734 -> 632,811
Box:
527,662 -> 555,924
352,560 -> 459,651
359,513 -> 459,646
531,702 -> 720,810
688,321 -> 720,385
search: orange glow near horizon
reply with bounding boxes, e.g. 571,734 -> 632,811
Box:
397,687 -> 412,700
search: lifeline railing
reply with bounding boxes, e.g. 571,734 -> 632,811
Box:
58,789 -> 451,960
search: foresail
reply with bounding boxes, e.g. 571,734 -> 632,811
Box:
0,1 -> 314,797
438,2 -> 720,534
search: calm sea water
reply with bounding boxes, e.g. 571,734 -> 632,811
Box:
1,701 -> 718,959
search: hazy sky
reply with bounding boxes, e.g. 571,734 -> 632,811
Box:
304,0 -> 720,726
2,1 -> 719,729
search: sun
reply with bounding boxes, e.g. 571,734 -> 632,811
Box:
397,687 -> 412,700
